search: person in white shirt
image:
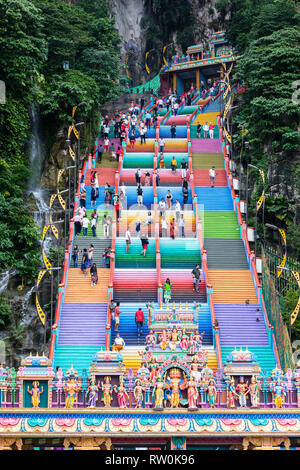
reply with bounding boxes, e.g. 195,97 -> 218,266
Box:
180,158 -> 188,179
179,214 -> 185,238
158,137 -> 165,153
158,98 -> 163,108
209,166 -> 216,187
103,125 -> 110,138
174,200 -> 181,222
112,333 -> 125,351
82,215 -> 89,236
139,126 -> 147,144
125,228 -> 131,253
202,122 -> 209,138
174,102 -> 179,115
158,198 -> 166,216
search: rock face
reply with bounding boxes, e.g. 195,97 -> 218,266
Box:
40,129 -> 68,191
108,0 -> 220,83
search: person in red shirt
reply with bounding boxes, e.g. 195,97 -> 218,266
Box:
135,308 -> 144,336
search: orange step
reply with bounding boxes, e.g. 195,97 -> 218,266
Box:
208,270 -> 258,304
64,268 -> 109,303
85,168 -> 116,186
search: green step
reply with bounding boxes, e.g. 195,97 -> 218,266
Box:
221,346 -> 277,374
202,211 -> 240,239
190,127 -> 220,139
115,238 -> 156,268
192,153 -> 224,169
76,210 -> 114,237
54,346 -> 100,375
160,239 -> 201,269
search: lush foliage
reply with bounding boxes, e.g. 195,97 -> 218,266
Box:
0,0 -> 121,329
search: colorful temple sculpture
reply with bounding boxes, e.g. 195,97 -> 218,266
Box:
0,31 -> 298,451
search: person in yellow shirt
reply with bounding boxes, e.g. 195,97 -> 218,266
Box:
171,157 -> 177,174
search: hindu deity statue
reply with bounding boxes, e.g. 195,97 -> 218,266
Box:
145,330 -> 157,350
182,374 -> 198,410
149,356 -> 159,382
169,327 -> 180,352
270,377 -> 287,409
114,376 -> 129,409
153,376 -> 165,409
205,380 -> 217,408
158,330 -> 169,350
190,360 -> 202,385
165,368 -> 185,409
146,301 -> 154,324
236,377 -> 249,408
136,363 -> 150,386
180,330 -> 189,352
86,376 -> 100,408
27,381 -> 44,408
188,333 -> 197,355
226,377 -> 237,408
249,376 -> 260,408
194,331 -> 205,350
100,376 -> 114,408
134,379 -> 145,408
63,377 -> 81,409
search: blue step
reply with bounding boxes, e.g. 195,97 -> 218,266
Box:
194,187 -> 233,211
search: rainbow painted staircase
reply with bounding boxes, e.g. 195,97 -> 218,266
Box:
51,89 -> 279,379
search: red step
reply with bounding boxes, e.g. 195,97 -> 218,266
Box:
193,169 -> 227,187
85,168 -> 116,186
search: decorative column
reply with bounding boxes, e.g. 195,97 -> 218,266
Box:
196,68 -> 200,91
173,72 -> 177,92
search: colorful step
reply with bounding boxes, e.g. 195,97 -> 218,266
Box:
195,187 -> 233,211
202,211 -> 240,238
58,303 -> 107,346
64,268 -> 109,303
204,239 -> 249,270
208,270 -> 258,304
214,304 -> 269,346
113,269 -> 158,302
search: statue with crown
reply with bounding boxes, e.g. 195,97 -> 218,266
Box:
63,365 -> 81,409
164,367 -> 186,408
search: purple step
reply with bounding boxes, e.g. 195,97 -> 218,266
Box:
58,303 -> 107,346
214,304 -> 269,346
191,138 -> 222,153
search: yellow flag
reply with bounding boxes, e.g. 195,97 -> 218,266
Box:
42,248 -> 52,275
49,193 -> 57,208
57,169 -> 65,184
72,106 -> 77,119
223,97 -> 231,121
256,192 -> 265,212
145,52 -> 150,75
36,270 -> 47,288
36,294 -> 46,325
162,46 -> 168,67
58,193 -> 66,210
291,271 -> 300,325
69,146 -> 75,161
42,225 -> 50,241
72,125 -> 79,140
224,128 -> 232,144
